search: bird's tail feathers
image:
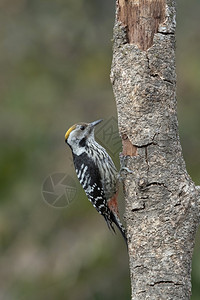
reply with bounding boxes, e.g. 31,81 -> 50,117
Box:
104,215 -> 116,234
105,212 -> 127,247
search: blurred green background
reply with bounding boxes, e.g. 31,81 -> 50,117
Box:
0,0 -> 199,299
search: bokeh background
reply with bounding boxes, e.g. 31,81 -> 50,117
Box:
0,0 -> 199,299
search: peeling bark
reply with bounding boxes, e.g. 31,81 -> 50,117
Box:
122,134 -> 138,156
118,0 -> 166,50
111,0 -> 200,299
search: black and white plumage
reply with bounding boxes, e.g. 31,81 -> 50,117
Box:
65,119 -> 127,243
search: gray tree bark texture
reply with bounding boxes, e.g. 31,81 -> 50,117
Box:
110,1 -> 200,299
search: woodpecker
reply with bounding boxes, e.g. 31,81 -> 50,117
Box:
65,119 -> 127,244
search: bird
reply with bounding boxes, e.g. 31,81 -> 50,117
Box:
65,119 -> 127,244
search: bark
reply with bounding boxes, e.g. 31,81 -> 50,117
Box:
110,0 -> 200,299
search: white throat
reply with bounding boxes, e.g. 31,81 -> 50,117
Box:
67,132 -> 85,156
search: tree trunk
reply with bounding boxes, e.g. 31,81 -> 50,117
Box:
110,1 -> 200,299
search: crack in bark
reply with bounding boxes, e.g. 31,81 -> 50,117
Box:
178,184 -> 187,197
163,78 -> 173,85
134,141 -> 157,148
137,290 -> 146,294
146,182 -> 168,188
158,31 -> 174,35
148,72 -> 173,85
174,203 -> 181,207
133,133 -> 158,149
149,280 -> 183,286
134,264 -> 149,270
131,202 -> 145,212
146,52 -> 174,84
139,181 -> 171,193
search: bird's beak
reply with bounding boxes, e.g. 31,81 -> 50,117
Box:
89,119 -> 103,128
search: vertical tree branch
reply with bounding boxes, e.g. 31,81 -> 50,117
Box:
111,0 -> 200,299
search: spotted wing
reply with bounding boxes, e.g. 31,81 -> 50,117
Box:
73,152 -> 115,232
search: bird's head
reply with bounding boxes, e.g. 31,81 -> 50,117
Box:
65,119 -> 103,153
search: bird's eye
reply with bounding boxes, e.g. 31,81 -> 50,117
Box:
80,125 -> 86,131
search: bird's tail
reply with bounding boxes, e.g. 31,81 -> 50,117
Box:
105,212 -> 127,247
106,193 -> 128,246
112,212 -> 128,246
